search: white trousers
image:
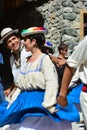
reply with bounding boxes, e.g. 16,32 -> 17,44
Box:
80,91 -> 87,129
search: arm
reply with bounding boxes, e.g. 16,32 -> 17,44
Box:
69,68 -> 79,87
42,55 -> 59,113
57,65 -> 75,106
50,55 -> 58,64
57,36 -> 87,106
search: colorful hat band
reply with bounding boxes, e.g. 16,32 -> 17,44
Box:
21,27 -> 47,37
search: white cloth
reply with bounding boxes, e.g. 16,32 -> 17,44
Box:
7,45 -> 31,104
67,35 -> 87,84
67,35 -> 87,128
80,91 -> 87,127
16,54 -> 59,113
10,47 -> 31,83
5,88 -> 21,107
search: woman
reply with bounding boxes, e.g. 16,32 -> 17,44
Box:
56,43 -> 68,90
50,43 -> 68,92
0,27 -> 79,130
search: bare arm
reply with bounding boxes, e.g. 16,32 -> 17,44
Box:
57,65 -> 75,106
50,55 -> 58,64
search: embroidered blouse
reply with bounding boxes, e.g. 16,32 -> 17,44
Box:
16,54 -> 59,113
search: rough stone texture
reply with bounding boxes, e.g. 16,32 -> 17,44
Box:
0,0 -> 87,53
36,0 -> 87,52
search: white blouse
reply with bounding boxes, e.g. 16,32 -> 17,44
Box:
10,47 -> 31,83
16,54 -> 59,113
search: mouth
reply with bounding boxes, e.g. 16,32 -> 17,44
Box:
12,44 -> 19,50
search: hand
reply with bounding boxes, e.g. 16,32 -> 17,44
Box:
4,82 -> 18,97
57,95 -> 68,107
4,88 -> 12,96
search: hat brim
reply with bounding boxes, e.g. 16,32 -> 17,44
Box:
0,29 -> 19,44
21,30 -> 47,37
44,44 -> 53,49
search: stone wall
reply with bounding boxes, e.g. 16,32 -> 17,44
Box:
1,0 -> 87,53
36,0 -> 87,52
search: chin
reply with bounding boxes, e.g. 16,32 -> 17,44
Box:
25,49 -> 29,52
14,47 -> 20,51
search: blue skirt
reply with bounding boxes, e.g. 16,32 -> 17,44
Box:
0,90 -> 80,127
68,84 -> 83,104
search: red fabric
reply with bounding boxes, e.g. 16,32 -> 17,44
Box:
82,84 -> 87,92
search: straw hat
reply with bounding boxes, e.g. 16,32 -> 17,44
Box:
21,27 -> 47,37
0,27 -> 18,44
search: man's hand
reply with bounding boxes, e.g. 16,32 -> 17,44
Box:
57,95 -> 68,107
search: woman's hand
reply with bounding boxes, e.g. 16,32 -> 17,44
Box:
57,95 -> 68,107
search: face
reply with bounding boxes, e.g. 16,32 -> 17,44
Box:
60,48 -> 68,56
6,35 -> 20,52
23,37 -> 36,52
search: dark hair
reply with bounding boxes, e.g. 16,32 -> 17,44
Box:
24,33 -> 46,52
42,46 -> 54,54
58,43 -> 68,53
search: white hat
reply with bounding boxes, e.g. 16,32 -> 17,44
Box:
0,27 -> 18,44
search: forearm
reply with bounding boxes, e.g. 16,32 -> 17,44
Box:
59,65 -> 75,97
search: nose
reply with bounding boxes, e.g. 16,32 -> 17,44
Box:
11,40 -> 16,45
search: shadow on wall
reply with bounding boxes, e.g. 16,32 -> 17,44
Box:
0,0 -> 49,33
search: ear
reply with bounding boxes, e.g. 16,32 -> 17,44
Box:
32,39 -> 36,45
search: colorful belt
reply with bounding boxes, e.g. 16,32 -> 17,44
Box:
82,84 -> 87,93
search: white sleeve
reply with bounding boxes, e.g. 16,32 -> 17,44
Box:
67,36 -> 87,68
41,55 -> 59,113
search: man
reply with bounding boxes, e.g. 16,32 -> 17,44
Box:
57,36 -> 87,130
0,27 -> 31,102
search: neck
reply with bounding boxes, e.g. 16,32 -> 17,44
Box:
27,48 -> 42,62
59,54 -> 65,58
12,49 -> 20,60
32,48 -> 42,56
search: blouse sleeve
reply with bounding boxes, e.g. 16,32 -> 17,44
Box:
41,55 -> 59,113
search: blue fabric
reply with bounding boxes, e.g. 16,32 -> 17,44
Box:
68,84 -> 83,104
0,53 -> 5,103
0,53 -> 3,64
0,83 -> 5,103
0,90 -> 80,127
